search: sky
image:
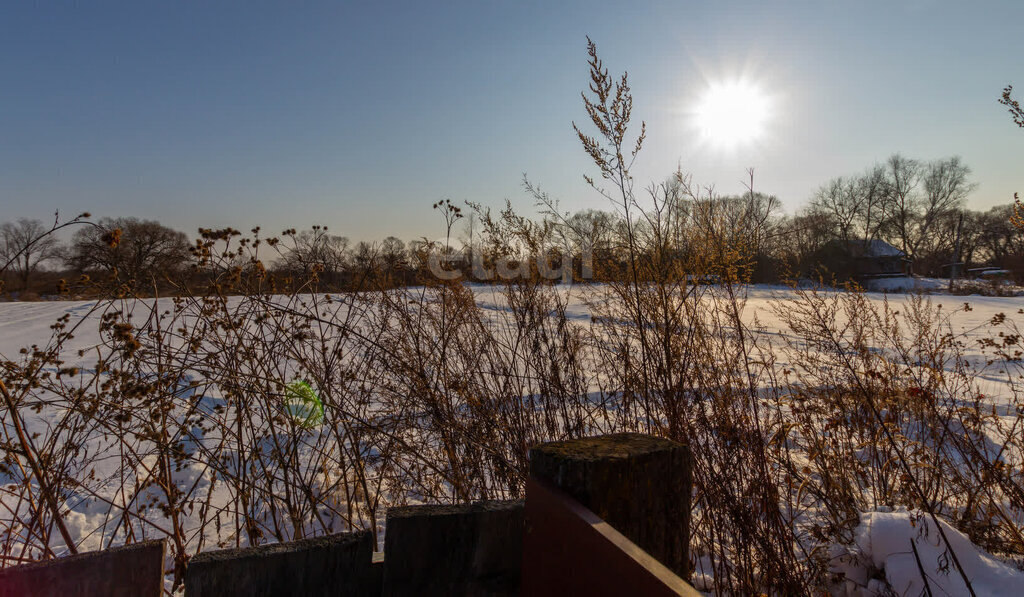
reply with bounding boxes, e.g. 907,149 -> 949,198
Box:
1,0 -> 1022,243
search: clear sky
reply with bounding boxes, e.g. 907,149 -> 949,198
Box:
2,1 -> 1022,242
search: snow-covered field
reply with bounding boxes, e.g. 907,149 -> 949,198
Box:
2,284 -> 1018,393
1,284 -> 1022,595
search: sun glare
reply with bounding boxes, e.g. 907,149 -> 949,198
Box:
694,80 -> 770,149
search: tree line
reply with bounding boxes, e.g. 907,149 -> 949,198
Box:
0,218 -> 420,296
785,154 -> 1021,279
1,156 -> 1022,297
524,155 -> 1020,285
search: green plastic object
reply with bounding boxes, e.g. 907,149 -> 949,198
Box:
284,380 -> 324,428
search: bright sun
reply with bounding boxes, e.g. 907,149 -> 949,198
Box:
694,80 -> 770,149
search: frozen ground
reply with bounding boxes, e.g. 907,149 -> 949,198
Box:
864,275 -> 1023,294
2,283 -> 1018,384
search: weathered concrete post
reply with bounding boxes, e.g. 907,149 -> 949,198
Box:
527,433 -> 692,580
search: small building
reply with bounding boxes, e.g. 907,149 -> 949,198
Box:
814,239 -> 912,280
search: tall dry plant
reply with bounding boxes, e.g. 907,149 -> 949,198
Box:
563,38 -> 811,593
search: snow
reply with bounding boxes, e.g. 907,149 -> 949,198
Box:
1,284 -> 1022,593
861,239 -> 906,258
863,275 -> 1023,294
833,508 -> 1024,596
864,276 -> 948,292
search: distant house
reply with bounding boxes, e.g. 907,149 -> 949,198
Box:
814,239 -> 912,280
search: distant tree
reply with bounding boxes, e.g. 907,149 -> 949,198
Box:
407,239 -> 430,269
811,164 -> 897,247
953,209 -> 986,269
565,209 -> 619,272
809,176 -> 863,244
688,190 -> 780,263
856,164 -> 890,243
781,210 -> 835,273
731,190 -> 785,281
380,236 -> 408,273
879,153 -> 923,257
734,191 -> 782,258
351,241 -> 379,276
67,217 -> 190,287
921,156 -> 974,225
912,208 -> 974,276
281,226 -> 349,283
0,218 -> 63,289
976,203 -> 1024,263
873,154 -> 974,267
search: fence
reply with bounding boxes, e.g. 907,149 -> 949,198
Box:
0,433 -> 697,596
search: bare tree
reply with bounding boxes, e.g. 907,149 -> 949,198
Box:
566,209 -> 619,263
810,176 -> 862,244
917,157 -> 976,252
779,210 -> 834,272
351,241 -> 379,276
876,154 -> 974,266
880,153 -> 923,257
281,226 -> 349,282
0,219 -> 63,289
803,154 -> 974,273
976,203 -> 1024,263
66,217 -> 190,287
856,164 -> 889,242
950,209 -> 984,270
380,236 -> 408,273
809,165 -> 887,248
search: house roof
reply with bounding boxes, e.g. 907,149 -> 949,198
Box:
827,239 -> 907,259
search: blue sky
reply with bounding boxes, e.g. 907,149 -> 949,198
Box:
1,1 -> 1021,242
